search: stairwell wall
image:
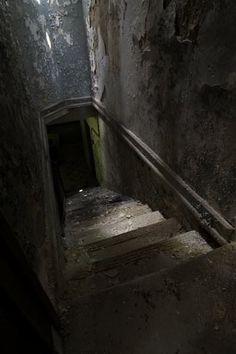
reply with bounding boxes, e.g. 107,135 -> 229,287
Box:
86,0 -> 236,227
0,0 -> 93,301
0,1 -> 63,302
3,0 -> 91,110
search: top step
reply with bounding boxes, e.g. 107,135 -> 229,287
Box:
65,187 -> 152,227
65,201 -> 151,234
66,187 -> 133,214
66,210 -> 164,248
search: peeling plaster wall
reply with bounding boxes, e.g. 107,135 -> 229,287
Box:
4,0 -> 91,110
49,0 -> 92,100
4,0 -> 61,109
0,1 -> 63,301
87,0 -> 236,225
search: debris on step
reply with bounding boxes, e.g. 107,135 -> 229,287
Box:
65,229 -> 212,296
62,187 -> 218,354
84,217 -> 181,252
66,202 -> 151,234
72,210 -> 164,248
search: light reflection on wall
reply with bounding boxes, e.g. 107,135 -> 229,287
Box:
46,31 -> 52,49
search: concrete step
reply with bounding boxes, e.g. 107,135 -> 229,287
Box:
66,219 -> 181,290
86,216 -> 180,252
66,228 -> 211,296
64,243 -> 235,354
66,201 -> 151,234
66,199 -> 134,223
68,210 -> 164,248
66,187 -> 131,212
89,230 -> 212,272
66,187 -> 134,225
66,218 -> 180,280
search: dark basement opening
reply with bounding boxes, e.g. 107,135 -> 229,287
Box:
47,120 -> 98,219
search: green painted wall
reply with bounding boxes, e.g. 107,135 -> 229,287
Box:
87,117 -> 104,185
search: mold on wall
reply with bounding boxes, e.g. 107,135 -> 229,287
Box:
87,0 -> 236,225
87,117 -> 104,185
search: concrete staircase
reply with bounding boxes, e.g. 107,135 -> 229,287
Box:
62,187 -> 234,354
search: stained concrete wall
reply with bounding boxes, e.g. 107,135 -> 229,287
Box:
0,0 -> 92,300
3,0 -> 61,109
4,0 -> 91,110
0,1 -> 63,301
49,0 -> 92,101
87,0 -> 236,225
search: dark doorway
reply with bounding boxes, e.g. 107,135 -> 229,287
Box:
47,121 -> 98,219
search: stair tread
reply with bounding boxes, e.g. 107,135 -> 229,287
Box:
66,187 -> 132,215
66,187 -> 130,209
65,217 -> 180,279
66,188 -> 135,228
65,244 -> 236,354
66,228 -> 212,294
90,230 -> 212,267
87,217 -> 180,252
68,211 -> 164,247
65,202 -> 151,234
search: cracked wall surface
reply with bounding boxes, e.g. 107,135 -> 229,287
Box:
49,0 -> 92,101
0,0 -> 65,301
87,0 -> 236,225
4,0 -> 91,110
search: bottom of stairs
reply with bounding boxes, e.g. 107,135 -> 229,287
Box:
61,188 -> 234,354
64,243 -> 236,354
